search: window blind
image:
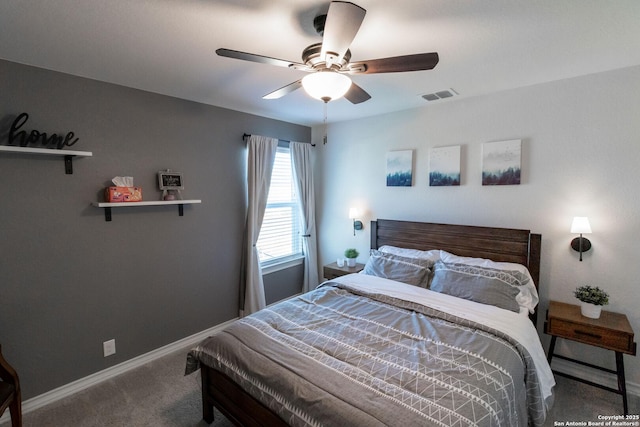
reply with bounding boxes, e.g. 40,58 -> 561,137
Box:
257,146 -> 303,265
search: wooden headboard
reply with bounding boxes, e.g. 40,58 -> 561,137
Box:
371,219 -> 542,323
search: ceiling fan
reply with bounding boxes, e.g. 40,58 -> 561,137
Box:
216,1 -> 439,104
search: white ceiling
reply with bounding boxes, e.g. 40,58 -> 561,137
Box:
1,0 -> 639,127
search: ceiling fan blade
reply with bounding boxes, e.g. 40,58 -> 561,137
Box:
216,48 -> 309,70
263,80 -> 303,100
321,1 -> 366,66
344,82 -> 371,104
348,52 -> 439,74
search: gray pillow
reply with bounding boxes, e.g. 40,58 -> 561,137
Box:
361,250 -> 434,288
430,260 -> 522,312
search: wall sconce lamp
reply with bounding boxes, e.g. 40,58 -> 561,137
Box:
349,208 -> 363,236
570,216 -> 592,261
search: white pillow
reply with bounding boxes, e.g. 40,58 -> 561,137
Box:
378,245 -> 441,262
439,250 -> 539,313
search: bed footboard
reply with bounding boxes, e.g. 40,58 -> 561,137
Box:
201,365 -> 287,426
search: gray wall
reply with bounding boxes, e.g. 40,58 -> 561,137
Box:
264,264 -> 304,305
0,59 -> 310,399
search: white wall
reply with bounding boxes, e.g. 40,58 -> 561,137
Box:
313,65 -> 640,387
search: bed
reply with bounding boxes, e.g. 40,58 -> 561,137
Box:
186,219 -> 554,426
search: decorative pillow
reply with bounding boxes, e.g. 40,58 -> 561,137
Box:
362,250 -> 434,288
378,245 -> 440,262
430,260 -> 523,312
439,250 -> 539,313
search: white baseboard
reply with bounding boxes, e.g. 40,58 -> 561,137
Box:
0,318 -> 237,424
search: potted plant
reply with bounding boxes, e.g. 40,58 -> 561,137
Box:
344,248 -> 359,267
574,285 -> 609,319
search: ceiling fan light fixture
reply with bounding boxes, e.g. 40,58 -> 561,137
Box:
301,71 -> 352,102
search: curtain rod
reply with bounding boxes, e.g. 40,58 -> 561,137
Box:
242,133 -> 315,147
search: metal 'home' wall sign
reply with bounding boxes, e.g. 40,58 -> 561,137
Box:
5,112 -> 80,149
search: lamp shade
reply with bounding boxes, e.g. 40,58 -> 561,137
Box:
302,71 -> 352,102
348,207 -> 359,219
571,217 -> 592,234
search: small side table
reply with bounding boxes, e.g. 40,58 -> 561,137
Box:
545,300 -> 636,414
323,262 -> 365,280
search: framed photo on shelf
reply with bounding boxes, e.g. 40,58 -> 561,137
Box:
158,171 -> 184,190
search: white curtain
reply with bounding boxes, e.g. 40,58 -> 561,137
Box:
241,135 -> 278,316
291,141 -> 320,293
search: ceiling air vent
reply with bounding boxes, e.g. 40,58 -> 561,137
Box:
421,88 -> 458,102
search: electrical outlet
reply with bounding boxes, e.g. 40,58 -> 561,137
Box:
103,339 -> 116,357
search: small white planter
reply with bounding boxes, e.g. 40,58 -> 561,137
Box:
346,258 -> 356,267
580,302 -> 602,319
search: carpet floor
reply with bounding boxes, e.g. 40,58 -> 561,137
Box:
5,346 -> 638,426
13,347 -> 232,427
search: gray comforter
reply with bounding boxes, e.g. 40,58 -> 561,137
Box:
186,281 -> 549,426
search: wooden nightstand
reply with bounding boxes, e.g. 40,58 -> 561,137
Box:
323,262 -> 365,280
545,300 -> 636,414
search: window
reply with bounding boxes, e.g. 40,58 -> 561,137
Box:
256,145 -> 303,267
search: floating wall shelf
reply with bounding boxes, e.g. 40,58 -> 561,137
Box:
0,145 -> 93,174
92,199 -> 202,222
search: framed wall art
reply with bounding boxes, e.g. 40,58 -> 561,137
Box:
386,150 -> 413,187
482,139 -> 521,185
429,145 -> 461,186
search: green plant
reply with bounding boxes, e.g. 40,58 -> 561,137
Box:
574,285 -> 609,306
344,248 -> 359,259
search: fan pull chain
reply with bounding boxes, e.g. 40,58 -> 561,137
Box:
323,101 -> 328,145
